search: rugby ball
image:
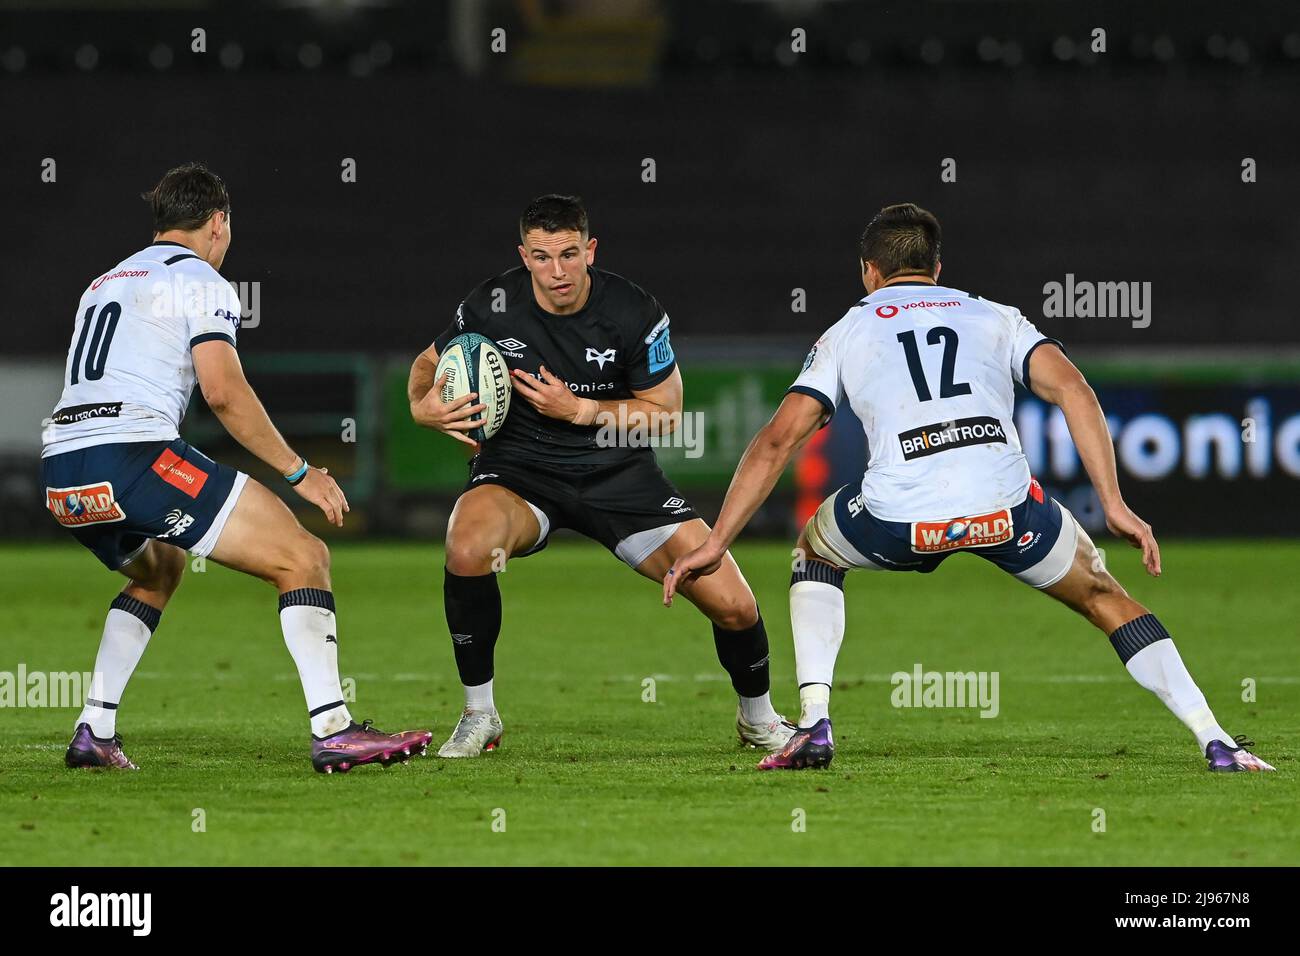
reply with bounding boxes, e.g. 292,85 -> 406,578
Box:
435,333 -> 512,442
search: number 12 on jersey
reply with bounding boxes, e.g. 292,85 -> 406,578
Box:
897,327 -> 971,402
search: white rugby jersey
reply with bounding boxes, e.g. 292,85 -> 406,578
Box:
41,242 -> 242,457
789,282 -> 1061,522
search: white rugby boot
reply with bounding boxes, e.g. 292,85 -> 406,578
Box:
736,705 -> 797,752
437,708 -> 503,758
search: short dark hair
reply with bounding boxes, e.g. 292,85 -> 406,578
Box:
142,162 -> 231,233
859,203 -> 941,279
519,194 -> 588,242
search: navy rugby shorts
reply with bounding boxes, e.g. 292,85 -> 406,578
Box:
42,438 -> 248,570
804,478 -> 1079,588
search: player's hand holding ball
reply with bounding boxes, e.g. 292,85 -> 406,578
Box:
419,333 -> 513,450
411,371 -> 487,449
291,465 -> 350,527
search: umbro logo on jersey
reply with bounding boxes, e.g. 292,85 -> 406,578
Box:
497,337 -> 527,351
472,473 -> 499,482
586,347 -> 617,369
451,633 -> 473,645
662,497 -> 690,514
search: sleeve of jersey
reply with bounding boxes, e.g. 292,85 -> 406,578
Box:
626,304 -> 676,391
786,327 -> 845,427
433,300 -> 474,353
1010,310 -> 1066,390
183,267 -> 241,350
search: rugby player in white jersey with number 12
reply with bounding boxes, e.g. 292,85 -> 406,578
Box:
41,163 -> 431,773
664,203 -> 1274,774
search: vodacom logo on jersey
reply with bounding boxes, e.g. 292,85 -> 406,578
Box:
91,268 -> 150,291
876,300 -> 962,318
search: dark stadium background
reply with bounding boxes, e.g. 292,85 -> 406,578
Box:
2,0 -> 1298,540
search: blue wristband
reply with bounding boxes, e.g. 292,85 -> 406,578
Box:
284,460 -> 309,485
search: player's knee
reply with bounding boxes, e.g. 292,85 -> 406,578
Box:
156,545 -> 187,595
283,532 -> 330,585
709,592 -> 759,631
445,536 -> 495,576
134,544 -> 186,597
1078,569 -> 1129,622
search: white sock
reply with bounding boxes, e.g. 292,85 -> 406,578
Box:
465,678 -> 495,713
799,683 -> 831,726
791,580 -> 845,690
1125,640 -> 1233,751
76,597 -> 159,738
739,692 -> 778,726
279,590 -> 352,737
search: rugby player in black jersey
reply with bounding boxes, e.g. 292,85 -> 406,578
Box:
408,195 -> 795,757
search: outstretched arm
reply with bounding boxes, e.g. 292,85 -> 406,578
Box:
192,339 -> 349,526
663,392 -> 828,605
1027,343 -> 1161,576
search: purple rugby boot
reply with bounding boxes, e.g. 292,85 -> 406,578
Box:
312,719 -> 434,774
1206,735 -> 1275,773
758,717 -> 835,770
65,723 -> 138,770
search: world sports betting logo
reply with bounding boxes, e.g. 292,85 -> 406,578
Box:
910,508 -> 1013,554
45,483 -> 125,527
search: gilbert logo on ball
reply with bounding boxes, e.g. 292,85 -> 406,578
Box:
435,333 -> 513,442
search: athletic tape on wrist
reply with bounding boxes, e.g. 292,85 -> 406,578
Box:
572,398 -> 599,426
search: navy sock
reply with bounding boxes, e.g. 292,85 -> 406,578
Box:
1108,613 -> 1170,664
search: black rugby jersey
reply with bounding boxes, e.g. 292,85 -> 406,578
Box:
434,266 -> 676,465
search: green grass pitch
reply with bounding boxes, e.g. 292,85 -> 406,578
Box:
1,540 -> 1297,866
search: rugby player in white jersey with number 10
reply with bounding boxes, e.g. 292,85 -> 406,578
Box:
664,203 -> 1274,775
41,163 -> 431,773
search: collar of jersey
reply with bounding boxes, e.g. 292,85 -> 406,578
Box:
866,282 -> 961,301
